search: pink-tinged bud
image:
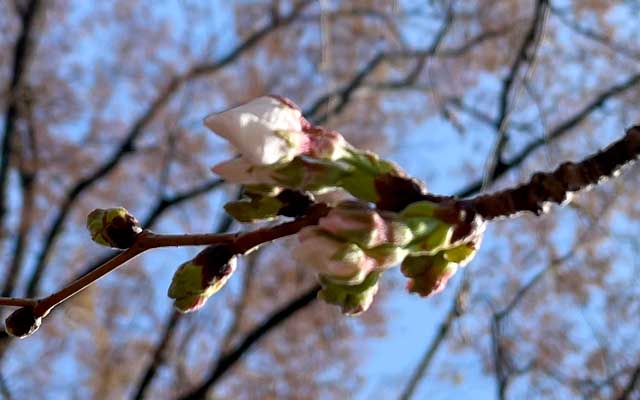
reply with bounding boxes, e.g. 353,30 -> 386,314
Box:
303,126 -> 349,160
211,157 -> 278,185
401,254 -> 458,297
318,201 -> 388,249
168,244 -> 237,313
294,227 -> 375,284
317,271 -> 381,316
86,207 -> 142,249
365,244 -> 409,269
205,96 -> 309,165
318,201 -> 414,249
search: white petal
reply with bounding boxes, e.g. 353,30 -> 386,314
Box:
205,96 -> 305,165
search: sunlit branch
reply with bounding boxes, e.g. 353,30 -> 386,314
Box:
465,126 -> 640,220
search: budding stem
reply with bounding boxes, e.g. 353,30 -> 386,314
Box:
0,204 -> 331,325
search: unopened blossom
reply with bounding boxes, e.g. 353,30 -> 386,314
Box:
205,96 -> 309,165
317,271 -> 381,316
318,201 -> 413,249
401,254 -> 458,297
168,244 -> 237,313
86,207 -> 142,249
293,227 -> 375,284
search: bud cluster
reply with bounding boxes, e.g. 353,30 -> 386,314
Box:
294,199 -> 484,314
207,96 -> 404,218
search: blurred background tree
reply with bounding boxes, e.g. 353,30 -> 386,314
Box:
1,0 -> 639,399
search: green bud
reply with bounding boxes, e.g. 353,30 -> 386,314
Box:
365,244 -> 409,269
224,195 -> 282,222
273,156 -> 349,192
317,271 -> 381,316
86,207 -> 142,249
408,223 -> 454,255
400,200 -> 440,218
443,243 -> 477,266
5,307 -> 41,338
168,244 -> 237,313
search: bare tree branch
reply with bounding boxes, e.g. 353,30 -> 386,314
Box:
483,0 -> 549,189
0,0 -> 42,231
398,277 -> 469,400
458,72 -> 640,197
176,285 -> 321,400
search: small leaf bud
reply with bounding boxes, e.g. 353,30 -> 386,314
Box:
86,207 -> 142,249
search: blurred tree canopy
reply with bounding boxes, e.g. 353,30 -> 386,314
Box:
1,0 -> 639,399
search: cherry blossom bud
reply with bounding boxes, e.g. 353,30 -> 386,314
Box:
409,223 -> 454,255
401,254 -> 458,297
303,126 -> 350,160
86,207 -> 142,249
5,307 -> 41,338
294,227 -> 375,284
211,157 -> 278,185
318,201 -> 414,249
365,244 -> 409,269
317,271 -> 381,316
205,96 -> 308,165
272,156 -> 349,192
168,244 -> 237,313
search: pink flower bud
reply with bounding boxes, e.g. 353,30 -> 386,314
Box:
205,96 -> 309,165
294,227 -> 375,284
401,254 -> 458,297
318,201 -> 413,249
211,157 -> 278,185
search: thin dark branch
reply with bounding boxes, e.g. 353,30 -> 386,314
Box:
483,0 -> 549,188
617,364 -> 640,400
305,21 -> 512,125
550,5 -> 640,62
176,285 -> 321,400
0,0 -> 42,232
457,72 -> 640,197
2,115 -> 37,297
130,311 -> 181,400
398,277 -> 469,400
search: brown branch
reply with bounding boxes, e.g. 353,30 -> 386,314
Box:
23,0 -> 313,298
0,0 -> 42,231
398,277 -> 469,400
130,310 -> 181,400
304,21 -> 512,125
129,212 -> 235,400
465,125 -> 640,220
1,203 -> 328,331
